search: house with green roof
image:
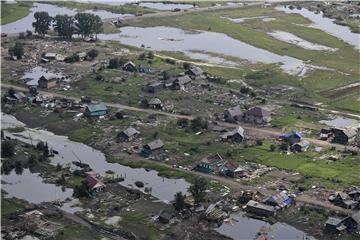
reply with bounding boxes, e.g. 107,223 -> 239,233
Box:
84,103 -> 108,117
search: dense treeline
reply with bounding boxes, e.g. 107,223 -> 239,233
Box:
32,11 -> 103,40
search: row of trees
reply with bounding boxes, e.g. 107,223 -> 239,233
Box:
174,177 -> 208,212
32,12 -> 103,39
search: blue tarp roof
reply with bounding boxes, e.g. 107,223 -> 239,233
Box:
279,131 -> 302,139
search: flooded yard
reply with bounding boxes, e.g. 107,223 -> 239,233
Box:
1,2 -> 132,33
139,2 -> 194,11
22,66 -> 67,86
2,113 -> 190,203
268,31 -> 337,51
276,5 -> 360,51
216,212 -> 315,240
222,16 -> 276,23
98,26 -> 310,76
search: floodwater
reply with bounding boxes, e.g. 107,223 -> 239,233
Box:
276,5 -> 360,51
1,2 -> 131,33
216,212 -> 315,240
222,16 -> 275,23
319,117 -> 358,128
268,31 -> 337,51
98,26 -> 308,76
139,2 -> 194,11
2,113 -> 190,203
22,66 -> 67,86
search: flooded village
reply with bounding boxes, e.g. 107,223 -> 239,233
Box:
1,1 -> 360,240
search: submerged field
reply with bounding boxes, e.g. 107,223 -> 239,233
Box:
1,2 -> 33,25
130,4 -> 360,112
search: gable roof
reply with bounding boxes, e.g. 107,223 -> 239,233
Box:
122,127 -> 140,137
245,107 -> 271,118
225,105 -> 242,118
188,67 -> 203,76
280,131 -> 302,139
220,126 -> 245,139
351,211 -> 360,224
124,61 -> 136,67
265,191 -> 291,207
148,98 -> 162,105
175,75 -> 192,85
325,217 -> 343,226
86,103 -> 107,112
145,139 -> 164,151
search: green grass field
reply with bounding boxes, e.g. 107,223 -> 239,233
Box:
1,2 -> 33,25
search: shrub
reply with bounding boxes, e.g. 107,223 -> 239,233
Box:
1,140 -> 15,158
87,49 -> 99,60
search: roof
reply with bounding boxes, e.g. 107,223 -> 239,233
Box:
245,107 -> 271,118
336,192 -> 350,201
225,105 -> 242,118
325,217 -> 343,226
122,127 -> 140,137
188,67 -> 203,76
13,92 -> 26,99
148,98 -> 162,105
124,61 -> 136,67
145,139 -> 164,151
159,211 -> 173,220
246,200 -> 275,212
77,52 -> 87,58
175,75 -> 192,85
351,211 -> 360,224
86,103 -> 107,112
85,175 -> 104,189
220,126 -> 245,139
280,131 -> 302,139
333,128 -> 357,138
265,191 -> 290,207
44,52 -> 56,58
293,140 -> 310,148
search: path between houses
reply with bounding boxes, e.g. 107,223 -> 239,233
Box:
2,84 -> 347,151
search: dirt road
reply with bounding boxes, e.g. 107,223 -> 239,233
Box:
2,84 -> 347,151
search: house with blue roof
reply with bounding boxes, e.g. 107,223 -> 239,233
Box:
279,131 -> 302,144
84,103 -> 108,117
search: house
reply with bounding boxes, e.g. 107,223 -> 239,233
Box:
332,128 -> 357,144
38,76 -> 58,89
172,75 -> 192,90
138,64 -> 152,73
193,154 -> 225,174
85,172 -> 105,195
291,140 -> 310,152
141,139 -> 164,157
329,192 -> 358,209
243,107 -> 271,124
186,67 -> 203,79
246,200 -> 276,217
147,98 -> 163,109
263,191 -> 293,209
84,103 -> 108,117
220,127 -> 245,143
147,82 -> 164,93
123,61 -> 137,72
44,52 -> 57,60
158,211 -> 174,224
343,211 -> 360,231
348,189 -> 360,201
205,203 -> 227,222
224,105 -> 243,123
279,131 -> 302,144
324,217 -> 347,234
219,161 -> 246,178
117,127 -> 140,141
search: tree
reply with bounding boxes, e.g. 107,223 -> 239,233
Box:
190,117 -> 208,132
7,87 -> 15,97
28,154 -> 38,166
177,118 -> 189,128
138,52 -> 146,60
65,53 -> 80,63
270,144 -> 276,152
108,57 -> 120,69
26,30 -> 33,37
174,192 -> 186,211
8,42 -> 24,59
183,62 -> 191,70
54,14 -> 75,39
147,51 -> 154,59
87,49 -> 99,60
1,140 -> 15,158
188,177 -> 207,205
32,12 -> 52,37
162,70 -> 170,80
75,13 -> 102,40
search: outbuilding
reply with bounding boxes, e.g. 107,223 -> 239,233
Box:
224,105 -> 243,123
243,107 -> 271,124
84,103 -> 108,117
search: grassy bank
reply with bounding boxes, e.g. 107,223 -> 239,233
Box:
1,2 -> 33,25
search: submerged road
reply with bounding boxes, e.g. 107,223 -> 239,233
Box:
2,84 -> 348,151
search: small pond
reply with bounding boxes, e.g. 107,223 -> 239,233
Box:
139,2 -> 194,11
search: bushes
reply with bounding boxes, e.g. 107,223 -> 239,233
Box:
1,140 -> 15,158
8,42 -> 24,59
190,117 -> 208,132
65,53 -> 80,63
108,57 -> 126,69
87,49 -> 99,60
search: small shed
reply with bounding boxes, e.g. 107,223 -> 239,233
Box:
147,82 -> 164,93
243,107 -> 271,124
141,139 -> 164,157
332,128 -> 357,144
84,103 -> 108,117
172,75 -> 192,90
123,61 -> 137,72
224,105 -> 243,123
291,140 -> 310,152
117,127 -> 140,141
147,98 -> 163,109
343,211 -> 360,231
38,76 -> 58,89
263,191 -> 293,208
220,127 -> 245,143
158,211 -> 174,224
186,66 -> 203,78
324,217 -> 346,234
